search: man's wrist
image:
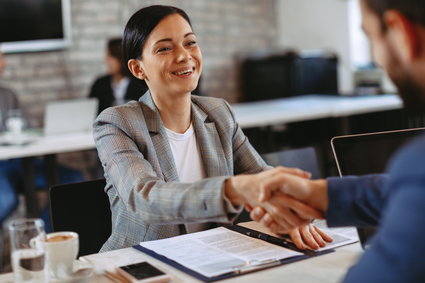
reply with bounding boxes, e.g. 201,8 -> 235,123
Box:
311,179 -> 329,212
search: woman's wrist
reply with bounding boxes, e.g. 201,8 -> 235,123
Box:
224,176 -> 245,205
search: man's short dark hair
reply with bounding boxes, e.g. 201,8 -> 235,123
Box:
364,0 -> 425,29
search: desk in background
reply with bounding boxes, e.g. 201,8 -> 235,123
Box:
231,94 -> 402,129
230,94 -> 425,176
0,132 -> 95,217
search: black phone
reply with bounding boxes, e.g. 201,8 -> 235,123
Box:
116,261 -> 171,283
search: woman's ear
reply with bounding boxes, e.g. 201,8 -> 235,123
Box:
128,59 -> 147,80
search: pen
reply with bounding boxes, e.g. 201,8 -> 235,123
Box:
233,259 -> 282,274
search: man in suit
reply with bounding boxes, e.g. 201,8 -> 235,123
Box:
250,0 -> 425,282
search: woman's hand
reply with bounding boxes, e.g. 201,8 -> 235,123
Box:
246,205 -> 332,250
288,224 -> 332,250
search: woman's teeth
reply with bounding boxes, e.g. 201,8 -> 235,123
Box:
174,69 -> 193,75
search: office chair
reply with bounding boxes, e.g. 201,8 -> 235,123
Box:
235,147 -> 321,223
261,146 -> 321,179
49,178 -> 111,257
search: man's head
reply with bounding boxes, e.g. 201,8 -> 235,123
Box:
360,0 -> 425,110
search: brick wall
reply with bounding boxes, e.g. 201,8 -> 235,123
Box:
1,0 -> 277,127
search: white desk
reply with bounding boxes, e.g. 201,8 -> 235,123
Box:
231,94 -> 403,128
82,244 -> 362,283
0,241 -> 362,283
0,131 -> 95,160
0,131 -> 95,216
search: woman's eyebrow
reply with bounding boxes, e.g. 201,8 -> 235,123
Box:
153,32 -> 196,45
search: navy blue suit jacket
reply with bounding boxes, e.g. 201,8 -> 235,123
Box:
326,134 -> 425,282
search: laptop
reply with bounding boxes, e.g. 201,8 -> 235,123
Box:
43,98 -> 98,136
331,127 -> 425,248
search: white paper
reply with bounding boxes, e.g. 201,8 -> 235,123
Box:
140,227 -> 302,278
238,220 -> 359,252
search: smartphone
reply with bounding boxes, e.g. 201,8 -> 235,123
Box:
116,261 -> 171,283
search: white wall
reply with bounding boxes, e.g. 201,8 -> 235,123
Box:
276,0 -> 397,94
276,0 -> 353,94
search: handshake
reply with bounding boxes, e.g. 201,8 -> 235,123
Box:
225,167 -> 329,236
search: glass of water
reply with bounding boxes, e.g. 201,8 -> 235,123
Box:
8,218 -> 46,283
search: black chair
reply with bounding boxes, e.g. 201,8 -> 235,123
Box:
235,147 -> 321,223
261,147 -> 321,179
49,178 -> 111,257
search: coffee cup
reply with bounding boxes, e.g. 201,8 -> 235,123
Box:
43,231 -> 79,280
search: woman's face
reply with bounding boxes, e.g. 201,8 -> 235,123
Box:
105,51 -> 122,76
138,14 -> 202,96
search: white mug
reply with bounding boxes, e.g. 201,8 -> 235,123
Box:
43,231 -> 79,280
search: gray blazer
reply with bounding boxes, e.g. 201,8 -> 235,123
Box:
94,91 -> 268,252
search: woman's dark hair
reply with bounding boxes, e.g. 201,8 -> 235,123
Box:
107,37 -> 131,76
364,0 -> 425,29
123,5 -> 192,63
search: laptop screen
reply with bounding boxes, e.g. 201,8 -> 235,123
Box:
44,98 -> 98,136
331,128 -> 425,176
331,127 -> 425,248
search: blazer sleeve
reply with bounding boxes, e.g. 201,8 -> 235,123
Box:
94,105 -> 241,225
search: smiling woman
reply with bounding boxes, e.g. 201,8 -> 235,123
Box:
93,5 -> 332,253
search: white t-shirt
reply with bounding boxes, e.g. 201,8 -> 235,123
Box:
165,124 -> 208,233
111,77 -> 130,106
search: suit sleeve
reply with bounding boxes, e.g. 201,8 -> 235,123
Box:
94,106 -> 240,225
326,174 -> 389,227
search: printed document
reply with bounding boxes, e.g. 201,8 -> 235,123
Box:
139,227 -> 302,278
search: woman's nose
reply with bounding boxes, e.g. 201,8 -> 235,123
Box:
175,46 -> 191,63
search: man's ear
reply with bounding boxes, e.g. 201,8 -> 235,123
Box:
128,59 -> 147,80
383,10 -> 420,62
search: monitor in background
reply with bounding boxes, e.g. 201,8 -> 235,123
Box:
0,0 -> 71,54
331,127 -> 425,248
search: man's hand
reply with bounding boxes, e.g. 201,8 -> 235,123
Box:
248,172 -> 329,233
225,167 -> 323,232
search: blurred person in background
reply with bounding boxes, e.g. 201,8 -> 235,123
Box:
88,37 -> 148,114
0,48 -> 19,225
0,47 -> 84,230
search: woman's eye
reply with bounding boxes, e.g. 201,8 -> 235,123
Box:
187,40 -> 197,46
157,47 -> 171,53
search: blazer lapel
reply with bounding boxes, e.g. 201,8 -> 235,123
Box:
191,101 -> 230,177
139,92 -> 179,182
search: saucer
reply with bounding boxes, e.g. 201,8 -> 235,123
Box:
49,260 -> 94,283
0,132 -> 39,146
